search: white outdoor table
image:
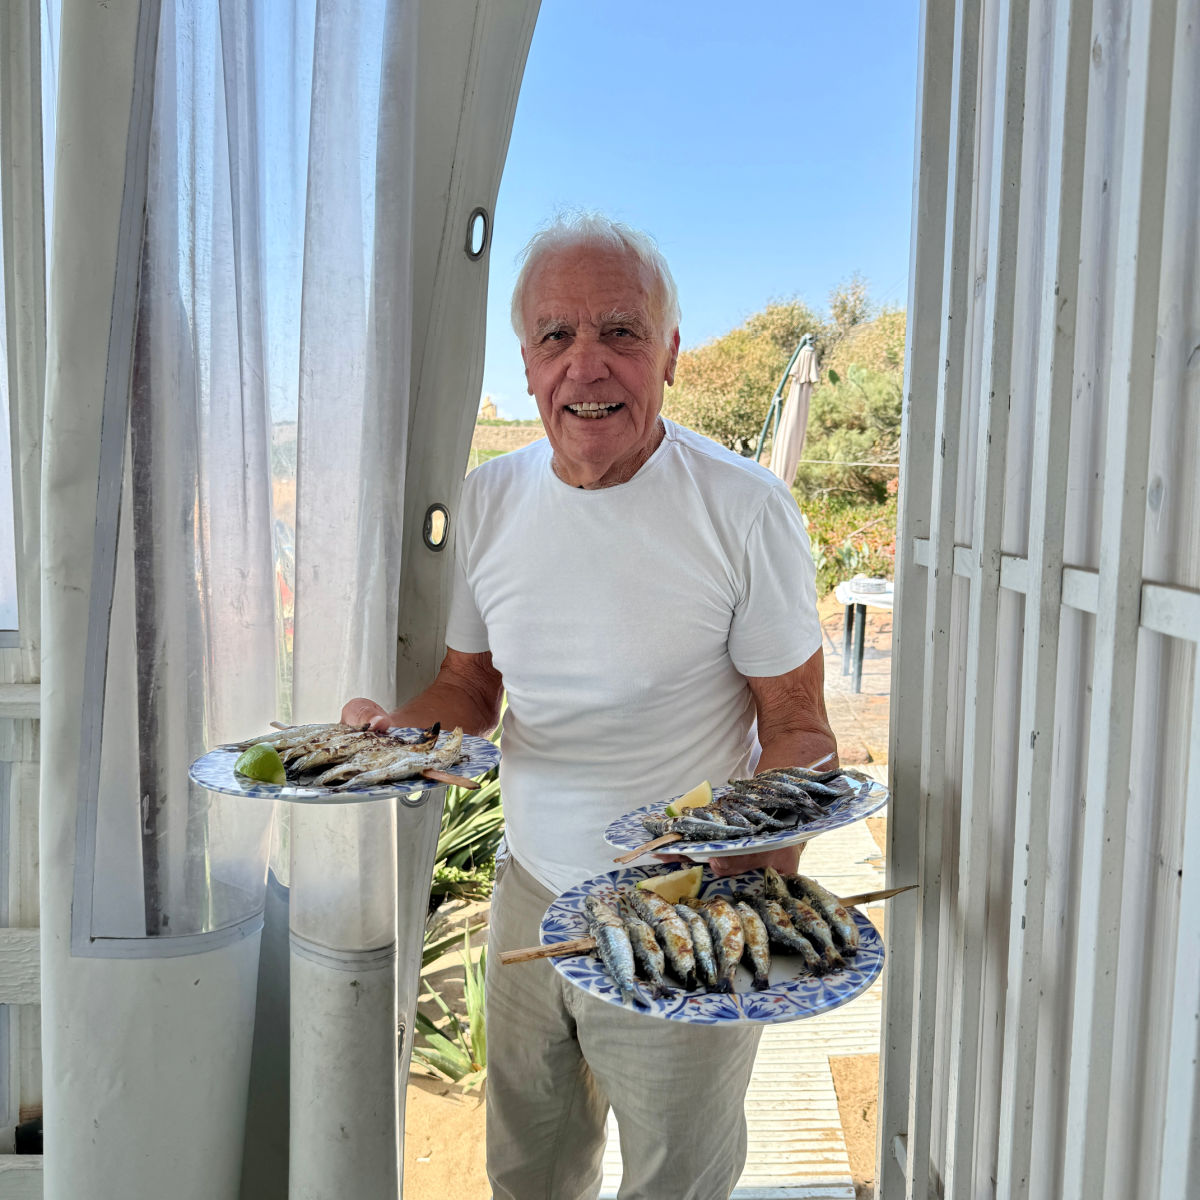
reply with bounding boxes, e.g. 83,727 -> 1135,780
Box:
834,578 -> 894,694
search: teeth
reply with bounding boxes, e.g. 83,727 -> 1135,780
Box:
566,402 -> 621,418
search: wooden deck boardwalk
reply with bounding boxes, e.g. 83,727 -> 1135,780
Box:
600,773 -> 888,1199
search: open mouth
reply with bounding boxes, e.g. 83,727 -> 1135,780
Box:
564,401 -> 624,420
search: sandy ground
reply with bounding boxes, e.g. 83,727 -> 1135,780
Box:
403,1077 -> 489,1198
830,1055 -> 881,1200
402,598 -> 895,1200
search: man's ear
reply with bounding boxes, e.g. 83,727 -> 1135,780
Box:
521,345 -> 532,394
664,328 -> 681,387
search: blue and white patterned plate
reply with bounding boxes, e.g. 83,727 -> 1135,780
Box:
540,863 -> 884,1024
188,727 -> 500,806
604,776 -> 888,860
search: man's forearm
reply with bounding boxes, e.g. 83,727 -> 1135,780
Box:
380,678 -> 500,738
755,725 -> 838,775
342,649 -> 504,737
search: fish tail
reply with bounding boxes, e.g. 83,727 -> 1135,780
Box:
752,975 -> 771,991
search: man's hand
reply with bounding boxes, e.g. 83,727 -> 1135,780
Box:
338,649 -> 504,739
340,697 -> 389,728
707,843 -> 804,878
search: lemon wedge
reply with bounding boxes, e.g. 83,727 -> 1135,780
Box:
636,865 -> 704,904
234,743 -> 287,785
664,780 -> 713,818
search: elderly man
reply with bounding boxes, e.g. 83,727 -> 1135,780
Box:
342,213 -> 835,1199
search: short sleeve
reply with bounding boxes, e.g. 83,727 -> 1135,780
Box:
727,485 -> 823,677
444,512 -> 491,655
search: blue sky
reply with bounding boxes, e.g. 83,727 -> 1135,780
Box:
481,2 -> 921,419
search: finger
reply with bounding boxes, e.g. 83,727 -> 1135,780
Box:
341,697 -> 386,726
367,712 -> 395,732
708,855 -> 748,877
653,853 -> 695,865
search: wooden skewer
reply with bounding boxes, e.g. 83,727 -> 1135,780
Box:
499,936 -> 597,965
838,883 -> 917,907
613,832 -> 683,864
500,884 -> 918,965
420,768 -> 481,790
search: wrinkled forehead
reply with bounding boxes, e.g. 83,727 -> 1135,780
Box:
522,244 -> 659,332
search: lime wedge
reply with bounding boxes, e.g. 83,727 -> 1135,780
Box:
234,743 -> 287,785
664,780 -> 713,818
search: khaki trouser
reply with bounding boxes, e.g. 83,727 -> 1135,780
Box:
485,854 -> 763,1200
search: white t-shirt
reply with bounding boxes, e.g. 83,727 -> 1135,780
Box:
446,419 -> 822,896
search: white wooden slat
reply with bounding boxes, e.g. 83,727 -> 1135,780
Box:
1141,585 -> 1200,642
0,1158 -> 42,1200
0,0 -> 46,681
1061,2 -> 1178,1196
876,0 -> 957,1195
905,3 -> 981,1196
11,760 -> 39,1118
1156,657 -> 1200,1197
0,688 -> 39,721
999,553 -> 1028,595
992,2 -> 1092,1196
1060,565 -> 1098,615
0,930 -> 38,1005
942,3 -> 1029,1193
910,550 -> 1200,641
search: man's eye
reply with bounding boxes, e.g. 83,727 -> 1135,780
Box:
609,327 -> 634,338
542,329 -> 568,342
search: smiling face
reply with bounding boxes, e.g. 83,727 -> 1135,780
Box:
520,243 -> 680,489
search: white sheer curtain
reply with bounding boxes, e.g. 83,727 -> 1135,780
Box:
65,0 -> 415,947
38,0 -> 537,1194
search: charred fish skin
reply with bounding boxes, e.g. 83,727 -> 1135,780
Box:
330,727 -> 466,791
314,741 -> 421,786
721,796 -> 795,830
704,799 -> 755,830
766,766 -> 845,785
784,895 -> 843,972
736,892 -> 822,972
584,896 -> 646,1008
696,896 -> 744,994
785,873 -> 860,954
675,904 -> 718,990
730,781 -> 826,822
620,907 -> 675,1000
286,730 -> 383,774
763,868 -> 843,972
734,901 -> 772,991
626,889 -> 698,990
732,773 -> 813,802
641,815 -> 753,842
232,722 -> 353,751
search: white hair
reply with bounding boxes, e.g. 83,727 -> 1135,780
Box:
510,211 -> 681,347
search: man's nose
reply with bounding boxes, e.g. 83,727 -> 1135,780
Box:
564,338 -> 609,382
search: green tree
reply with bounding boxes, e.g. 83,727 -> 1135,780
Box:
797,363 -> 902,501
663,300 -> 825,449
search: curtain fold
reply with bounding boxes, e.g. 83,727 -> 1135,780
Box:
37,1 -> 540,1195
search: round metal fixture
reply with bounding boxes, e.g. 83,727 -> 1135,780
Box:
423,503 -> 449,550
465,207 -> 489,260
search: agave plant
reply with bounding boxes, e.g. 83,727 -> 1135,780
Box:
413,928 -> 488,1090
429,769 -> 504,905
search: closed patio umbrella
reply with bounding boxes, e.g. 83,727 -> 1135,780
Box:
768,335 -> 820,487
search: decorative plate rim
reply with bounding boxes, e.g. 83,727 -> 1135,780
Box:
603,777 -> 889,859
539,863 -> 885,1025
